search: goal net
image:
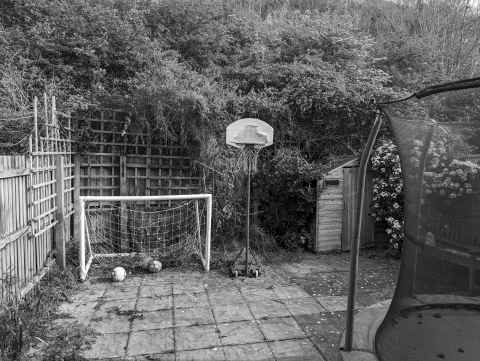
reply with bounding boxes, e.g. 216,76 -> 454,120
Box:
79,194 -> 212,280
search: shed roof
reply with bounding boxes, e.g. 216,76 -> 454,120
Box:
325,158 -> 358,179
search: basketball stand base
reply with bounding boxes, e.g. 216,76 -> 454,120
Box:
230,247 -> 262,278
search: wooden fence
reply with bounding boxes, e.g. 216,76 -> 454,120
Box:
0,96 -> 73,304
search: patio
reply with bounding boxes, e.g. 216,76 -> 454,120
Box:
53,252 -> 399,360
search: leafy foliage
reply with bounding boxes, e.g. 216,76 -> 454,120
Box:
255,148 -> 319,248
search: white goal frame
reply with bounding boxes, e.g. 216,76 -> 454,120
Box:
79,194 -> 212,281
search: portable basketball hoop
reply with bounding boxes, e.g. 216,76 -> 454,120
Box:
226,118 -> 273,277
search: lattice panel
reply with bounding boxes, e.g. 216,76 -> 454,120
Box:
31,101 -> 74,253
76,110 -> 202,197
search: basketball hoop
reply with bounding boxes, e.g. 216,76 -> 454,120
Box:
227,118 -> 273,173
226,118 -> 274,277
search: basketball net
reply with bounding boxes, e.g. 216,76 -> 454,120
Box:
237,144 -> 263,173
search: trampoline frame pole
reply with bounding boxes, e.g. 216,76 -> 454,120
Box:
344,112 -> 383,351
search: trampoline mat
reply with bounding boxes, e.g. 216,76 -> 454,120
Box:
375,305 -> 480,361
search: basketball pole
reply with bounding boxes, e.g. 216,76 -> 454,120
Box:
246,156 -> 251,276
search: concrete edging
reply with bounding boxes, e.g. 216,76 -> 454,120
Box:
339,300 -> 391,361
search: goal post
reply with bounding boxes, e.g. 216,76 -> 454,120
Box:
78,194 -> 212,281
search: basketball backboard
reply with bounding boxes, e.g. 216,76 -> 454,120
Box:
226,118 -> 273,148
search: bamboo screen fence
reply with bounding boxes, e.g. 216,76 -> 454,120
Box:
0,96 -> 74,304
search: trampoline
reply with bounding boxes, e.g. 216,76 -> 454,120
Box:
342,78 -> 480,361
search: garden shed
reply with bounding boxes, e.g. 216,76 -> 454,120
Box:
314,159 -> 374,252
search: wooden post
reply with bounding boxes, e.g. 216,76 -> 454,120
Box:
33,97 -> 38,152
120,155 -> 128,251
55,155 -> 66,269
74,154 -> 81,249
44,93 -> 49,151
51,95 -> 57,152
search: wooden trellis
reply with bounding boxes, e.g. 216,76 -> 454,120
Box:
0,95 -> 74,304
75,110 -> 202,198
30,95 -> 74,270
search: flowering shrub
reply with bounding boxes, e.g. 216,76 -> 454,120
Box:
370,139 -> 404,254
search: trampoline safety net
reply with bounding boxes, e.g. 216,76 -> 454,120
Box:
376,88 -> 480,361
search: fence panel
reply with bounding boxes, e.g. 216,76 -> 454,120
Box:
0,156 -> 31,302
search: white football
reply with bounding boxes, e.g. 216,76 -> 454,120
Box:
141,256 -> 153,270
148,260 -> 162,273
111,266 -> 127,282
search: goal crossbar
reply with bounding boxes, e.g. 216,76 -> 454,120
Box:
79,194 -> 212,281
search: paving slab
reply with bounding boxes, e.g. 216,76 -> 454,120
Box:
175,292 -> 209,308
139,284 -> 172,298
142,277 -> 174,286
174,283 -> 207,295
175,324 -> 221,351
240,286 -> 277,302
208,288 -> 243,305
82,332 -> 128,359
316,295 -> 348,312
213,304 -> 253,323
223,343 -> 275,361
175,307 -> 215,327
95,298 -> 137,314
218,321 -> 265,345
57,300 -> 98,325
258,317 -> 306,341
111,276 -> 143,288
284,297 -> 325,316
136,295 -> 173,311
104,285 -> 139,300
127,329 -> 174,356
89,313 -> 132,334
273,285 -> 310,299
177,348 -> 225,361
131,309 -> 173,330
70,285 -> 106,303
270,339 -> 326,361
249,300 -> 291,319
132,353 -> 176,361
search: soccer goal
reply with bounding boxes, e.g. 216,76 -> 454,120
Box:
78,194 -> 212,281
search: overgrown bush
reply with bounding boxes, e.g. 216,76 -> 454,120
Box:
255,148 -> 319,249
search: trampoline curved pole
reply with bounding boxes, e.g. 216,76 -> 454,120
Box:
344,110 -> 383,351
343,76 -> 480,352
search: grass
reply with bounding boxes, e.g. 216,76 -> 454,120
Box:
0,264 -> 96,361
